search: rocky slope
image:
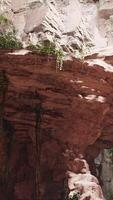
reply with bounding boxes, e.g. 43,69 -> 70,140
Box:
1,0 -> 113,56
0,0 -> 92,57
1,0 -> 112,57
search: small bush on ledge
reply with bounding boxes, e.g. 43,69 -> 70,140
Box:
65,193 -> 79,200
0,14 -> 22,49
27,41 -> 64,70
69,194 -> 79,200
0,32 -> 23,49
0,15 -> 10,26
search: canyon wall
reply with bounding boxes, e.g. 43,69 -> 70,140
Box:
0,49 -> 112,199
0,0 -> 113,199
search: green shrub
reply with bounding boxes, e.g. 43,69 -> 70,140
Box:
28,41 -> 56,55
55,49 -> 64,70
65,193 -> 79,200
0,32 -> 23,49
69,194 -> 79,200
27,41 -> 64,70
0,15 -> 10,26
27,43 -> 38,51
0,14 -> 22,49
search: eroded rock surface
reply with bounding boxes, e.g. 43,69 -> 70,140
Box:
68,158 -> 104,200
0,0 -> 95,57
0,50 -> 112,199
1,0 -> 113,57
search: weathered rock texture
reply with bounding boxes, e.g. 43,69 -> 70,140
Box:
0,50 -> 112,199
0,0 -> 113,199
0,0 -> 92,57
1,0 -> 113,57
98,0 -> 113,46
68,158 -> 104,200
0,0 -> 104,57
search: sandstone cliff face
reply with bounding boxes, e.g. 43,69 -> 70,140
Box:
1,0 -> 113,199
0,49 -> 112,199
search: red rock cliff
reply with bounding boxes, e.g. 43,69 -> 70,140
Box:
0,51 -> 113,199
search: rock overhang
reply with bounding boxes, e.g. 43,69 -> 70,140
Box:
0,51 -> 113,153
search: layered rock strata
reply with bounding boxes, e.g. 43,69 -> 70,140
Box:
0,50 -> 112,199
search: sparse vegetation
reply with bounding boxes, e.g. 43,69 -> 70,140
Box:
0,15 -> 11,26
0,32 -> 23,49
55,49 -> 64,70
107,190 -> 113,200
108,148 -> 113,165
0,14 -> 22,49
27,41 -> 64,70
0,15 -> 63,67
69,194 -> 79,200
65,193 -> 79,200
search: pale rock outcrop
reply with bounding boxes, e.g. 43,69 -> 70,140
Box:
1,0 -> 113,56
0,0 -> 93,57
98,0 -> 113,47
67,158 -> 104,200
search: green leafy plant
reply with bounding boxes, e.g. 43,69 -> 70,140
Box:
0,14 -> 22,49
0,15 -> 10,26
65,193 -> 79,200
55,49 -> 64,70
69,194 -> 79,200
0,32 -> 23,49
27,41 -> 64,70
27,43 -> 38,51
27,41 -> 56,55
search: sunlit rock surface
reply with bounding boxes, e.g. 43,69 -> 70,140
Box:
68,158 -> 104,200
1,0 -> 113,56
0,0 -> 94,57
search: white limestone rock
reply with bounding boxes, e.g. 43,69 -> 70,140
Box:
1,0 -> 113,57
0,0 -> 92,57
67,158 -> 105,200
